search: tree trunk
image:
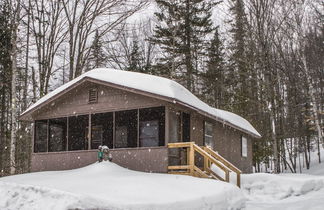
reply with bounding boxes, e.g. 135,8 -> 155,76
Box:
302,55 -> 323,163
10,24 -> 18,175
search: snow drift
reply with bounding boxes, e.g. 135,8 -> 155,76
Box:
0,162 -> 245,210
242,173 -> 324,210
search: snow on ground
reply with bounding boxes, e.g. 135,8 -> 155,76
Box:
2,160 -> 324,210
242,156 -> 324,210
0,162 -> 245,210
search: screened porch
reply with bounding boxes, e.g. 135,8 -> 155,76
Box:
33,106 -> 165,153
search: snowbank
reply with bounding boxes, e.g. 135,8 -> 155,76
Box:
21,68 -> 261,138
0,162 -> 245,210
242,173 -> 324,200
242,173 -> 324,210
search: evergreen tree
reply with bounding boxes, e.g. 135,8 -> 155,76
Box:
128,39 -> 144,73
228,0 -> 251,117
201,27 -> 225,108
88,30 -> 106,70
151,0 -> 215,92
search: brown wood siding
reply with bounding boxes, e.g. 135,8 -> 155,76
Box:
31,147 -> 168,173
188,111 -> 253,173
32,81 -> 166,120
191,112 -> 204,146
213,121 -> 253,173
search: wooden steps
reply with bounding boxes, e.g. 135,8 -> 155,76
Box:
167,142 -> 241,187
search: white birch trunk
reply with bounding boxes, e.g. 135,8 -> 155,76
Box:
302,56 -> 323,163
9,0 -> 21,175
269,102 -> 278,173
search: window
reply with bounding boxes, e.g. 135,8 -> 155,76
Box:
34,120 -> 48,152
68,115 -> 89,150
204,121 -> 213,149
49,118 -> 67,152
139,107 -> 165,147
242,136 -> 247,157
115,110 -> 137,148
140,120 -> 159,147
88,88 -> 98,103
90,112 -> 113,149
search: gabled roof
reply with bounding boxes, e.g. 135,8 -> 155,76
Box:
21,68 -> 261,138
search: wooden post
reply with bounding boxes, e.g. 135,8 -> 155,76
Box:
66,117 -> 69,151
164,106 -> 169,145
113,112 -> 115,149
204,155 -> 208,172
225,170 -> 230,182
32,121 -> 35,153
189,142 -> 194,176
47,119 -> 49,152
137,109 -> 139,147
88,113 -> 91,150
237,172 -> 241,188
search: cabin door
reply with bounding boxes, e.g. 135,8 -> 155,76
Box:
168,111 -> 191,165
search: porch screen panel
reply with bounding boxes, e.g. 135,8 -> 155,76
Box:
34,120 -> 48,152
91,112 -> 113,149
139,106 -> 165,147
115,110 -> 137,148
49,118 -> 67,152
68,115 -> 89,151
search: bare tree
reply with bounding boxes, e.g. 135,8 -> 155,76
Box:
61,0 -> 148,80
28,0 -> 68,96
104,20 -> 157,72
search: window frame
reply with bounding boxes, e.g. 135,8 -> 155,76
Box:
241,136 -> 248,157
204,121 -> 213,149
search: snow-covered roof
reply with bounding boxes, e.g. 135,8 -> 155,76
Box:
21,68 -> 261,138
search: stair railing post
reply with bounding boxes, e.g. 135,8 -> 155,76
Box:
189,142 -> 194,176
237,172 -> 241,188
187,146 -> 190,173
204,154 -> 208,172
225,170 -> 230,182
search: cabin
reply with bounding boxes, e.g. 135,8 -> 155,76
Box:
20,68 -> 261,186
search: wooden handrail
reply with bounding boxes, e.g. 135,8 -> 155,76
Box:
192,144 -> 231,174
167,142 -> 241,188
167,142 -> 192,148
202,146 -> 241,187
202,146 -> 242,173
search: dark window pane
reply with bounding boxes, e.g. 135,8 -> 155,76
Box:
49,118 -> 67,152
34,120 -> 48,153
182,112 -> 190,142
91,112 -> 113,149
140,120 -> 159,147
115,110 -> 137,148
68,115 -> 89,151
139,107 -> 165,147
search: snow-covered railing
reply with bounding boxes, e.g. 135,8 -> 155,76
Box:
167,142 -> 241,187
